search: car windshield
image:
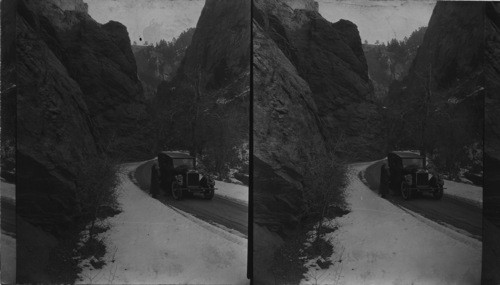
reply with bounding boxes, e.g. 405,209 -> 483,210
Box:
402,158 -> 424,169
172,158 -> 194,169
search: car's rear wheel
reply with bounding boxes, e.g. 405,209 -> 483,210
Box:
204,188 -> 215,200
401,182 -> 412,200
433,186 -> 444,200
171,181 -> 183,200
150,164 -> 160,199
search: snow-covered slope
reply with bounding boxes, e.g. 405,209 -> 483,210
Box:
215,180 -> 248,205
444,179 -> 482,208
77,163 -> 248,284
301,162 -> 481,285
1,180 -> 16,285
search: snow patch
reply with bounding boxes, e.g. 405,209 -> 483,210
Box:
215,180 -> 248,205
0,179 -> 15,201
1,231 -> 16,284
77,163 -> 248,285
443,179 -> 482,208
301,162 -> 481,285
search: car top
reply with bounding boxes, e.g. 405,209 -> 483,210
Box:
389,151 -> 424,159
159,151 -> 194,159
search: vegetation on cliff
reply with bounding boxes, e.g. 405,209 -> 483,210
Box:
384,2 -> 484,181
132,28 -> 195,98
153,0 -> 250,180
363,26 -> 427,100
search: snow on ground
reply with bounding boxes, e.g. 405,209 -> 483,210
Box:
1,233 -> 16,284
77,163 -> 248,285
1,180 -> 16,285
301,162 -> 481,285
444,179 -> 482,208
1,179 -> 15,200
215,180 -> 248,205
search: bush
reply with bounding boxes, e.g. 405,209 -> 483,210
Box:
270,135 -> 351,284
0,138 -> 16,181
301,149 -> 349,241
74,155 -> 121,238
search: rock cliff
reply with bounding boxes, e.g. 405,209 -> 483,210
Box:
48,0 -> 88,13
363,26 -> 427,100
169,0 -> 250,93
15,0 -> 151,280
484,2 -> 500,284
253,0 -> 382,282
386,2 -> 484,176
154,0 -> 250,172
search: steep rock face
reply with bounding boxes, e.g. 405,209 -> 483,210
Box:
1,0 -> 17,180
48,0 -> 88,13
16,0 -> 150,235
24,0 -> 152,159
254,0 -> 383,159
253,0 -> 381,282
363,26 -> 427,100
17,0 -> 99,234
171,0 -> 250,93
282,0 -> 318,11
154,0 -> 250,158
386,2 -> 483,173
485,2 -> 500,162
484,2 -> 500,284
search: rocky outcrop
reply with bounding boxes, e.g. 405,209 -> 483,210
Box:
154,0 -> 250,165
170,0 -> 250,93
15,0 -> 153,280
17,0 -> 100,234
363,27 -> 426,100
1,0 -> 17,180
20,0 -> 153,160
484,2 -> 500,284
282,0 -> 318,11
253,0 -> 382,282
485,2 -> 500,163
386,2 -> 484,175
132,28 -> 195,99
47,0 -> 88,13
16,0 -> 151,253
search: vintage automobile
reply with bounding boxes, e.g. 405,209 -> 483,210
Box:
150,152 -> 215,200
385,151 -> 444,200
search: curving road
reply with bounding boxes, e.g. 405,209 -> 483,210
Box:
133,160 -> 248,237
363,160 -> 482,240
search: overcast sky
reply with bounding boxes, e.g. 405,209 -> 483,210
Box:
84,0 -> 204,45
83,0 -> 435,46
318,0 -> 436,44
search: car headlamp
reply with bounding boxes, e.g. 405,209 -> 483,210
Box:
404,174 -> 412,184
175,174 -> 183,185
208,176 -> 215,187
437,174 -> 444,185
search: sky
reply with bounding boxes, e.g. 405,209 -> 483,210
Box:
84,0 -> 204,45
318,0 -> 436,44
83,0 -> 436,46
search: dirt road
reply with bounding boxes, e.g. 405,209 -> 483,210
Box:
133,160 -> 248,237
363,160 -> 482,240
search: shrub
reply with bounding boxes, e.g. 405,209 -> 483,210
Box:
74,155 -> 121,239
302,150 -> 349,241
0,138 -> 16,181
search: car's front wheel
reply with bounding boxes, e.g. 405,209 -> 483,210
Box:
401,182 -> 412,200
171,181 -> 183,200
433,186 -> 444,200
